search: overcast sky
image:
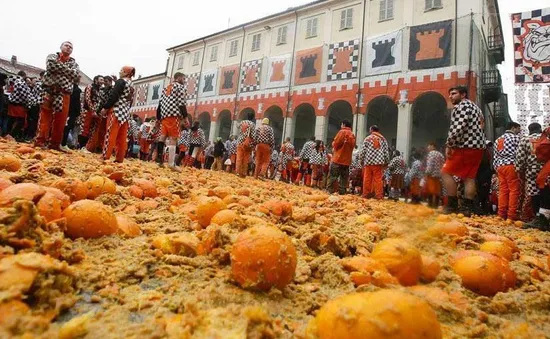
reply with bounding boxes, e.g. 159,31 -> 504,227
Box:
1,0 -> 547,119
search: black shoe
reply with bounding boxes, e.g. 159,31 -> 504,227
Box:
458,199 -> 474,217
443,196 -> 458,215
524,215 -> 550,231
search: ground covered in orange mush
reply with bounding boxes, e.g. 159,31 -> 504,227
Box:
0,139 -> 549,339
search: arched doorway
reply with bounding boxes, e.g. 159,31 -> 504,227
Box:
217,110 -> 232,141
411,92 -> 450,153
264,105 -> 284,148
198,112 -> 211,141
293,103 -> 316,151
239,107 -> 256,122
327,100 -> 353,147
366,96 -> 399,149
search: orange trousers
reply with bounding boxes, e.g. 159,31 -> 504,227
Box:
254,144 -> 271,178
410,178 -> 421,196
81,111 -> 94,137
87,116 -> 107,152
497,164 -> 520,220
236,144 -> 251,177
102,114 -> 128,163
363,165 -> 384,199
35,93 -> 70,149
425,176 -> 441,196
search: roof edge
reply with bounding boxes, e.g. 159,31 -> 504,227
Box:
166,0 -> 328,52
135,72 -> 167,82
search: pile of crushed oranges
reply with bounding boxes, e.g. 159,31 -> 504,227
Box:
1,138 -> 550,338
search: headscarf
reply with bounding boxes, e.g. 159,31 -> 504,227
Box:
122,66 -> 136,78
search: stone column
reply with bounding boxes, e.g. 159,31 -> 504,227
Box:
396,103 -> 412,163
208,121 -> 217,141
355,114 -> 367,144
231,120 -> 239,137
283,117 -> 295,142
315,116 -> 327,143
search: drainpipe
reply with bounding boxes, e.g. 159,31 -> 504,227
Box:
282,10 -> 299,143
354,0 -> 368,138
194,39 -> 207,120
233,26 -> 247,123
467,11 -> 474,96
454,0 -> 458,69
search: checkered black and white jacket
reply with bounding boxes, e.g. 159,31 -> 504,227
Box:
425,150 -> 445,177
280,142 -> 295,164
128,119 -> 139,139
177,129 -> 190,147
83,84 -> 101,112
103,79 -> 134,124
359,132 -> 390,166
515,133 -> 544,196
228,140 -> 238,155
160,82 -> 187,119
447,99 -> 486,149
28,82 -> 43,107
388,155 -> 407,175
204,144 -> 214,157
42,53 -> 79,112
237,120 -> 256,145
254,125 -> 275,149
408,159 -> 424,180
8,76 -> 30,105
270,150 -> 279,165
310,148 -> 328,166
493,131 -> 520,169
96,86 -> 112,115
300,141 -> 316,161
189,128 -> 206,147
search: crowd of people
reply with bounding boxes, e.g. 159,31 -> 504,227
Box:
1,41 -> 550,231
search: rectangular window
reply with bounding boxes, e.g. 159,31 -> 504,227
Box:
379,0 -> 394,21
251,33 -> 261,51
229,40 -> 239,57
177,55 -> 184,69
306,17 -> 319,38
340,8 -> 353,30
425,0 -> 443,10
210,45 -> 218,62
277,26 -> 288,45
192,51 -> 200,66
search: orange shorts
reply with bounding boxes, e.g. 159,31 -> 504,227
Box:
425,176 -> 442,195
442,148 -> 484,179
7,105 -> 27,118
160,117 -> 179,138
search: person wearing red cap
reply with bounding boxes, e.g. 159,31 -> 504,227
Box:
35,41 -> 79,150
100,66 -> 135,163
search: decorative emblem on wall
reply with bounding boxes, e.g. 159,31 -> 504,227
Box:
266,54 -> 291,89
240,59 -> 262,93
327,39 -> 360,81
408,20 -> 452,70
365,30 -> 403,75
294,46 -> 323,85
219,65 -> 240,95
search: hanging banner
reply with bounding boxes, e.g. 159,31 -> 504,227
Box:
147,79 -> 164,104
295,46 -> 323,86
184,73 -> 199,100
365,30 -> 403,75
133,83 -> 148,106
266,54 -> 291,89
219,64 -> 239,95
512,8 -> 550,83
327,39 -> 360,81
240,59 -> 262,93
199,69 -> 218,97
409,20 -> 453,70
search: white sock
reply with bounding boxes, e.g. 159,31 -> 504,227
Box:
540,208 -> 550,219
167,146 -> 176,167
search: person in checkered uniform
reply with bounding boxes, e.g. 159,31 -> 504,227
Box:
189,120 -> 206,168
225,135 -> 238,173
328,120 -> 356,195
100,66 -> 135,163
36,41 -> 80,151
297,137 -> 316,186
253,118 -> 275,179
157,72 -> 188,168
492,122 -> 522,220
25,73 -> 44,141
358,125 -> 390,199
176,127 -> 190,166
442,86 -> 486,215
126,115 -> 140,158
279,137 -> 295,183
424,142 -> 445,208
310,140 -> 328,189
61,76 -> 82,150
516,123 -> 547,228
84,76 -> 114,153
6,71 -> 31,140
408,153 -> 424,204
387,150 -> 407,201
349,149 -> 363,194
236,112 -> 257,178
78,75 -> 104,148
269,148 -> 279,180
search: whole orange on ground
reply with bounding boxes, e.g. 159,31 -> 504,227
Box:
231,225 -> 297,291
196,197 -> 227,227
63,200 -> 118,239
370,238 -> 423,286
86,176 -> 116,199
307,290 -> 442,339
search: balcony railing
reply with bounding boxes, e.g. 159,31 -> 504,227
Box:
488,34 -> 505,64
482,70 -> 502,103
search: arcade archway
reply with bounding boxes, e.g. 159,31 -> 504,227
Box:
411,92 -> 450,152
293,103 -> 316,151
198,112 -> 211,141
264,105 -> 284,147
366,96 -> 398,149
327,100 -> 354,147
217,110 -> 232,141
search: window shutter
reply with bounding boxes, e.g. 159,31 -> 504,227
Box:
425,0 -> 432,9
312,18 -> 318,36
306,19 -> 312,37
380,0 -> 387,20
434,0 -> 442,7
387,0 -> 394,18
346,9 -> 353,28
282,26 -> 287,44
340,10 -> 346,29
